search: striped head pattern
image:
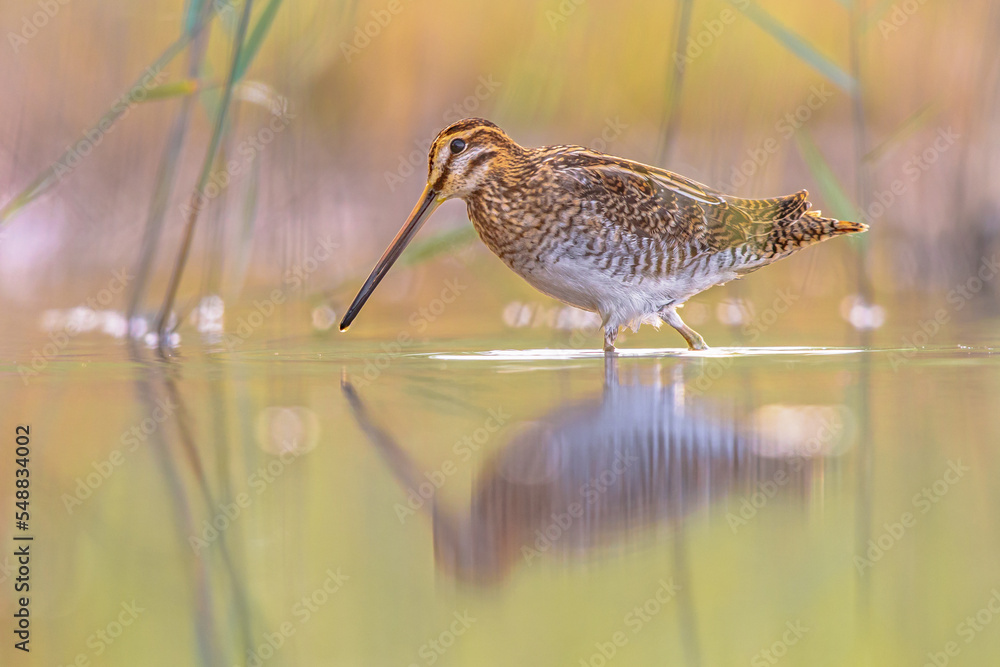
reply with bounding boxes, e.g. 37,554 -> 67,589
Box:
425,118 -> 521,199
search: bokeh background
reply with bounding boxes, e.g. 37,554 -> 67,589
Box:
2,0 -> 999,349
3,2 -> 1000,667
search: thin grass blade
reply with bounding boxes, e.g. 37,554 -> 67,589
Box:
184,0 -> 209,34
0,7 -> 221,226
144,79 -> 204,101
233,0 -> 284,82
155,0 -> 257,344
865,101 -> 940,164
398,225 -> 478,267
795,129 -> 864,224
128,0 -> 218,321
657,0 -> 695,164
733,1 -> 856,93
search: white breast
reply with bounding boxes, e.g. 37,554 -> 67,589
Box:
511,252 -> 741,331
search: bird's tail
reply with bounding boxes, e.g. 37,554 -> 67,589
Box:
728,190 -> 867,255
769,208 -> 868,254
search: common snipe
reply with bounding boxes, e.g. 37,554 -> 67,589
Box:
340,118 -> 867,352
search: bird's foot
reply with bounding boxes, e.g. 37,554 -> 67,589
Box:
686,335 -> 709,352
660,306 -> 710,352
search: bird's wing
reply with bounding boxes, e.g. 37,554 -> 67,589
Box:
543,147 -> 808,252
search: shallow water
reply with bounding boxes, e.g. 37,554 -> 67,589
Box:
3,336 -> 1000,666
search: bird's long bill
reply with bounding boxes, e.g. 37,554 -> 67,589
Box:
339,185 -> 441,331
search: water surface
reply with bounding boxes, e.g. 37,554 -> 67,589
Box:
3,337 -> 999,666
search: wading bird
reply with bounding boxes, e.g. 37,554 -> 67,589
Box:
339,119 -> 866,352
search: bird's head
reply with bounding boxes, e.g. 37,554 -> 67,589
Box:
424,117 -> 517,199
340,118 -> 520,331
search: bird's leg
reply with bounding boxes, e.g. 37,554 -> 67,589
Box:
603,324 -> 619,355
660,306 -> 709,351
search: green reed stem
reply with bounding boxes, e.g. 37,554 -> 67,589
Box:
154,0 -> 256,349
127,1 -> 217,323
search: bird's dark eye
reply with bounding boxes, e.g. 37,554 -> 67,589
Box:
449,138 -> 466,154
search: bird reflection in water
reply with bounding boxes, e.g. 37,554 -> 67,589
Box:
343,359 -> 841,585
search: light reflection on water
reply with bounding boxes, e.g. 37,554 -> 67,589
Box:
428,346 -> 866,361
5,339 -> 1000,665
